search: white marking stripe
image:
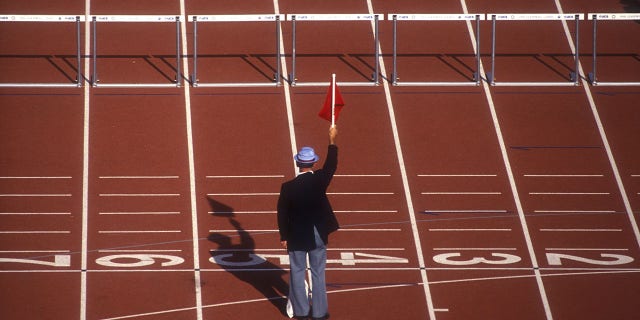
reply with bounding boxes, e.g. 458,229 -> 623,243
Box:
418,174 -> 496,177
534,210 -> 615,214
0,194 -> 71,197
426,210 -> 508,213
99,176 -> 179,179
540,229 -> 622,232
0,250 -> 70,253
0,176 -> 72,179
209,229 -> 401,232
99,193 -> 180,197
434,248 -> 517,251
429,229 -> 512,232
0,231 -> 70,234
99,249 -> 183,253
207,193 -> 279,196
422,192 -> 501,195
335,174 -> 391,177
524,174 -> 604,177
545,248 -> 628,251
206,175 -> 284,178
212,248 -> 405,252
209,211 -> 275,214
529,192 -> 610,195
0,212 -> 71,215
100,212 -> 180,215
99,230 -> 182,234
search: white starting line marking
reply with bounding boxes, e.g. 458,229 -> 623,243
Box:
100,212 -> 180,215
99,193 -> 181,197
534,210 -> 616,214
418,174 -> 497,177
0,176 -> 72,179
99,176 -> 179,179
540,229 -> 622,232
429,228 -> 512,232
99,230 -> 182,234
433,248 -> 517,251
529,192 -> 610,195
422,192 -> 502,195
0,212 -> 71,215
0,194 -> 72,197
545,248 -> 629,251
206,175 -> 284,178
524,174 -> 604,177
207,193 -> 279,196
0,230 -> 70,234
209,229 -> 401,233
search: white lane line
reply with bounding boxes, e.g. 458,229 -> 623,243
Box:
0,176 -> 72,179
0,194 -> 71,197
529,192 -> 610,195
212,248 -> 405,252
554,0 -> 640,251
534,210 -> 615,214
545,248 -> 628,251
422,192 -> 501,195
99,249 -> 183,253
98,176 -> 179,179
0,231 -> 70,234
208,210 -> 274,214
0,250 -> 71,253
366,1 -> 435,317
100,212 -> 180,215
335,210 -> 398,213
0,212 -> 71,215
524,174 -> 604,177
418,174 -> 497,177
425,210 -> 508,213
99,230 -> 182,234
429,229 -> 512,232
459,1 -> 553,318
433,248 -> 517,251
329,192 -> 395,195
207,193 -> 279,196
206,175 -> 284,178
81,2 -> 91,320
335,174 -> 391,177
209,229 -> 401,233
540,229 -> 622,232
98,193 -> 180,197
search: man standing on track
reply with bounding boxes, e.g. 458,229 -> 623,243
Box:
277,126 -> 339,320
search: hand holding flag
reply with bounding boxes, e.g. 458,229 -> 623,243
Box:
318,74 -> 345,126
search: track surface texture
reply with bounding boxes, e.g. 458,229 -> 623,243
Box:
1,0 -> 639,319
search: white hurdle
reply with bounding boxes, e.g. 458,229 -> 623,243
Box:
587,13 -> 640,86
189,14 -> 284,87
90,15 -> 182,88
389,13 -> 484,86
487,13 -> 584,86
0,15 -> 85,87
286,14 -> 384,86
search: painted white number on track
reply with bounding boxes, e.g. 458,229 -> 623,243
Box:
0,255 -> 71,267
546,253 -> 634,266
211,252 -> 408,267
433,252 -> 522,265
96,254 -> 185,268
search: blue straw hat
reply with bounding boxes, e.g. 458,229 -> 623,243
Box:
294,147 -> 319,166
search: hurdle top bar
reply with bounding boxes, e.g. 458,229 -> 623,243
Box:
588,13 -> 640,20
0,15 -> 85,22
189,14 -> 284,22
90,15 -> 178,22
286,14 -> 383,21
488,13 -> 584,20
389,13 -> 485,21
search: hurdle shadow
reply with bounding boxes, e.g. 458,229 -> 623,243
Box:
93,54 -> 178,83
0,54 -> 80,84
207,197 -> 289,316
293,53 -> 374,82
192,53 -> 276,82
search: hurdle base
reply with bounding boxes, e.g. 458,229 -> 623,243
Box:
192,82 -> 281,88
491,81 -> 581,87
589,81 -> 640,86
92,83 -> 180,88
0,83 -> 82,88
393,81 -> 480,87
292,81 -> 378,87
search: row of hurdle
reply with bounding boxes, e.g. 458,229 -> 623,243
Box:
1,13 -> 639,88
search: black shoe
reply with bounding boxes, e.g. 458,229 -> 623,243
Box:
312,314 -> 330,320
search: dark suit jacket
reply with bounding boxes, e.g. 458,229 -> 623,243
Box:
277,144 -> 339,251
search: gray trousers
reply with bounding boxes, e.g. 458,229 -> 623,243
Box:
288,227 -> 328,318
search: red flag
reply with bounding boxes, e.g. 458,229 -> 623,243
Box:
318,79 -> 345,123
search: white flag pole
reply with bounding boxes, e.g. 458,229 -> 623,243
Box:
331,73 -> 336,127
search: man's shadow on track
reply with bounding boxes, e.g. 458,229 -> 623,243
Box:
207,197 -> 289,316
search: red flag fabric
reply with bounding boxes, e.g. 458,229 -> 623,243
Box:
318,80 -> 345,123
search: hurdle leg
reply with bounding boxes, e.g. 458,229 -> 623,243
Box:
175,16 -> 181,87
488,15 -> 496,85
474,14 -> 481,85
91,16 -> 98,87
588,15 -> 598,85
290,15 -> 297,85
192,16 -> 198,86
373,15 -> 379,84
76,16 -> 82,87
275,15 -> 281,85
570,15 -> 580,85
